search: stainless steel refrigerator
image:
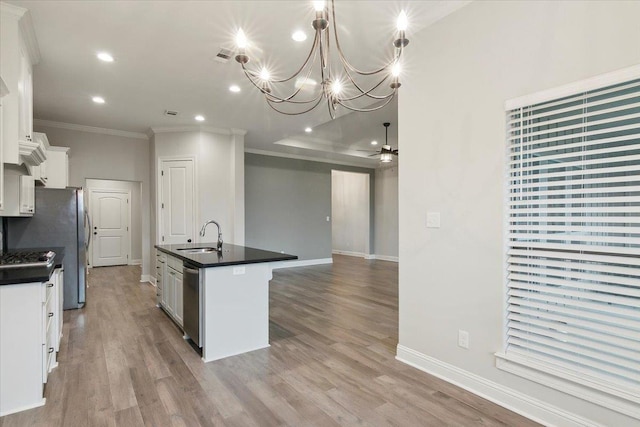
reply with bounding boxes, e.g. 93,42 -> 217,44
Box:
6,187 -> 88,309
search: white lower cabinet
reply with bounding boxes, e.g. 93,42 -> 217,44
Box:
157,251 -> 183,328
156,252 -> 166,306
0,267 -> 63,416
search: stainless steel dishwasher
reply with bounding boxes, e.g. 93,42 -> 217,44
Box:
183,262 -> 202,348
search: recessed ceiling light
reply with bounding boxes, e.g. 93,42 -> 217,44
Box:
195,115 -> 205,122
229,85 -> 241,93
92,96 -> 105,104
371,140 -> 378,145
305,127 -> 312,133
292,31 -> 307,42
97,52 -> 114,62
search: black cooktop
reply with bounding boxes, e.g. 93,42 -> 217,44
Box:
0,250 -> 56,269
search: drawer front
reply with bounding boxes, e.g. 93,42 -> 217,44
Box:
157,251 -> 167,262
168,255 -> 182,271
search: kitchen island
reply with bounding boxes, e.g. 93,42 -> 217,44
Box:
155,243 -> 296,362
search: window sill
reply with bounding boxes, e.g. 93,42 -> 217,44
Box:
495,352 -> 640,420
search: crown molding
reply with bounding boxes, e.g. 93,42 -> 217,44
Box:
48,146 -> 70,153
420,1 -> 473,30
245,148 -> 376,170
149,125 -> 243,136
0,2 -> 28,19
34,119 -> 149,140
230,128 -> 248,136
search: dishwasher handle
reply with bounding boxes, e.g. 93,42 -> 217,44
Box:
184,266 -> 200,275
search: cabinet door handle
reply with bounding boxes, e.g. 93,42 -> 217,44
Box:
48,312 -> 54,317
47,283 -> 54,288
48,347 -> 54,353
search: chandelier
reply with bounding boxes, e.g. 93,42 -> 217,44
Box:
234,0 -> 409,118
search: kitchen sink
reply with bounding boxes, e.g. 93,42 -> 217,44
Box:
177,247 -> 218,254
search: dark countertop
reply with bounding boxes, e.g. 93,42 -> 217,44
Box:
155,243 -> 297,268
0,247 -> 65,285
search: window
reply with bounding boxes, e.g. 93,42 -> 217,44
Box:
497,66 -> 640,419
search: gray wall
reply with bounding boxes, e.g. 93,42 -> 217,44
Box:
33,124 -> 151,277
398,1 -> 640,426
245,153 -> 374,260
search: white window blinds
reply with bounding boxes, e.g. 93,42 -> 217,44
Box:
502,73 -> 640,415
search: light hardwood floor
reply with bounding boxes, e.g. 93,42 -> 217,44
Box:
0,256 -> 540,426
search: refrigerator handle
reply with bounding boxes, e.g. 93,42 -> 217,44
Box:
85,210 -> 92,250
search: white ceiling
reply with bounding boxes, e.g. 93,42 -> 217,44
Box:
9,0 -> 469,167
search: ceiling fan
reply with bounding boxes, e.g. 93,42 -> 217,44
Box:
359,122 -> 398,162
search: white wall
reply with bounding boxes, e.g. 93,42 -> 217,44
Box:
331,170 -> 370,256
374,165 -> 398,260
85,178 -> 142,264
398,1 -> 640,426
33,124 -> 151,278
151,128 -> 245,253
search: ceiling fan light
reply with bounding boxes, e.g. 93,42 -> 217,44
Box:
380,152 -> 393,163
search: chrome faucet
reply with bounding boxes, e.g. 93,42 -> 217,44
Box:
199,220 -> 223,251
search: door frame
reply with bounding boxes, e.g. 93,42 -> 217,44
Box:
88,188 -> 132,268
157,156 -> 198,245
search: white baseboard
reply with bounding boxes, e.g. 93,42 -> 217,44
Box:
140,275 -> 155,285
332,250 -> 368,258
129,259 -> 142,266
333,251 -> 399,262
271,258 -> 333,270
369,254 -> 399,262
396,345 -> 604,427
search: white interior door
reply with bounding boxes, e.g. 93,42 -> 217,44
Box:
160,159 -> 195,244
91,190 -> 130,267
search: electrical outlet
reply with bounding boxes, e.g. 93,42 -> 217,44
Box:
233,266 -> 246,275
458,330 -> 469,349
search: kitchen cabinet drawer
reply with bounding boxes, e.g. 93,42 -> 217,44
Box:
167,254 -> 182,271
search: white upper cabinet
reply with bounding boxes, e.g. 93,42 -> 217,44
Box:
0,76 -> 8,212
45,147 -> 69,189
0,2 -> 40,165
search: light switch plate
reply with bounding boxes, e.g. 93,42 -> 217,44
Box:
233,266 -> 246,275
426,212 -> 441,228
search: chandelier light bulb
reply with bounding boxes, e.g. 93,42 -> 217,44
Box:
391,63 -> 401,77
259,67 -> 271,81
313,1 -> 326,12
397,11 -> 408,32
236,29 -> 248,49
331,80 -> 342,95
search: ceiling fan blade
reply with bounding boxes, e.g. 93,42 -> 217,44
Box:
392,150 -> 399,155
356,149 -> 378,152
368,153 -> 380,157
